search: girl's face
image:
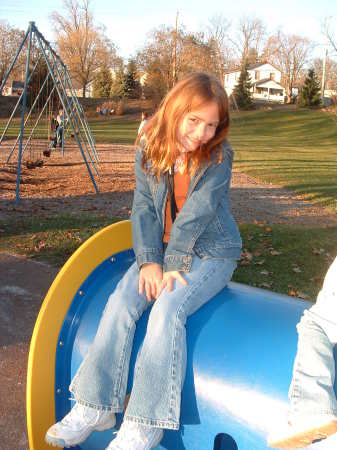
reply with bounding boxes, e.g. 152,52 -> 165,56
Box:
177,101 -> 219,153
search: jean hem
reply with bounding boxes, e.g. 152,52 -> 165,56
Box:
71,392 -> 124,413
124,414 -> 179,430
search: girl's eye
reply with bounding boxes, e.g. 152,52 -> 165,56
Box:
189,117 -> 197,123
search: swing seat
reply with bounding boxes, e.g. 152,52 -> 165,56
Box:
35,159 -> 44,168
27,221 -> 337,450
25,160 -> 37,169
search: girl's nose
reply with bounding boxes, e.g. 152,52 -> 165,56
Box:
196,123 -> 207,141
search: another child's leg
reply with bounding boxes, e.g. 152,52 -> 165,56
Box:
289,310 -> 337,419
268,258 -> 337,448
105,256 -> 237,450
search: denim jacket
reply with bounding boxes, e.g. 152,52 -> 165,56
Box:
131,141 -> 242,272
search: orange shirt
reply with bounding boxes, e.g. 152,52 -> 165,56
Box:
163,170 -> 190,243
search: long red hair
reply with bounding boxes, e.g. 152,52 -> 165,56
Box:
137,72 -> 230,178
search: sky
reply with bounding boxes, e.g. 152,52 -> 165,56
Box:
1,0 -> 337,60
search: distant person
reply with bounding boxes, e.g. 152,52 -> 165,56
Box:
56,109 -> 64,148
45,72 -> 241,450
268,256 -> 337,448
137,111 -> 149,135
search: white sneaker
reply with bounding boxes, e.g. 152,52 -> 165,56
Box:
45,402 -> 116,447
106,421 -> 163,450
267,415 -> 337,448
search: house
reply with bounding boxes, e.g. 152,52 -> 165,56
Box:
224,62 -> 286,103
65,68 -> 118,98
2,80 -> 24,96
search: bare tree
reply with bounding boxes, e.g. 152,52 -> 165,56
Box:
50,0 -> 119,97
264,31 -> 314,102
206,14 -> 233,83
324,17 -> 337,54
0,21 -> 25,92
136,25 -> 220,103
230,15 -> 266,64
313,57 -> 337,91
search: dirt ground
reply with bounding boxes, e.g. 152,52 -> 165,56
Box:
1,142 -> 337,226
1,142 -> 337,450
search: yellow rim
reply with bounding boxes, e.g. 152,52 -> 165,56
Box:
26,220 -> 132,450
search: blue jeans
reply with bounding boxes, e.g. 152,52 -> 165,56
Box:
288,257 -> 337,420
70,255 -> 237,429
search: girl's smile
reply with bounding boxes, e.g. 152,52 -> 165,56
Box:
177,101 -> 220,153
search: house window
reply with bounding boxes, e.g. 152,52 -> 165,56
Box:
270,72 -> 275,81
255,71 -> 260,80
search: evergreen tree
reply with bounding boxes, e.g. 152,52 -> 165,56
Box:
298,69 -> 321,107
110,66 -> 125,98
232,60 -> 253,109
123,59 -> 141,99
93,67 -> 113,98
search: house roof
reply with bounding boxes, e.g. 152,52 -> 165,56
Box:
253,78 -> 284,89
247,61 -> 268,70
224,61 -> 278,75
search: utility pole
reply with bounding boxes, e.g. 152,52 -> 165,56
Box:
321,46 -> 328,103
172,10 -> 179,87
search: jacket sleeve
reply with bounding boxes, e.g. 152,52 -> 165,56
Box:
131,150 -> 164,269
164,148 -> 233,272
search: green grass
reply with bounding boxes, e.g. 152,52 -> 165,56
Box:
88,117 -> 138,144
1,215 -> 336,301
229,108 -> 337,210
0,116 -> 139,143
233,224 -> 337,301
0,214 -> 117,267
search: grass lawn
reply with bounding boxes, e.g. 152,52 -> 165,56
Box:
230,108 -> 337,210
0,215 -> 336,301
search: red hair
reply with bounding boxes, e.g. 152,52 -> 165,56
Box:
137,72 -> 230,178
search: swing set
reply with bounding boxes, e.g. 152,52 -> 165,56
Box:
0,21 -> 99,204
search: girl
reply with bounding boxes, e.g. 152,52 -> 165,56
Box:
268,256 -> 337,448
45,72 -> 242,450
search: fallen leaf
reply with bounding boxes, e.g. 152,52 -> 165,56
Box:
288,289 -> 297,297
270,250 -> 282,256
293,267 -> 302,273
255,259 -> 265,265
260,270 -> 271,276
265,226 -> 272,232
259,282 -> 272,289
296,291 -> 310,300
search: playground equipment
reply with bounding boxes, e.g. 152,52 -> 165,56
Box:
0,22 -> 99,204
27,221 -> 337,450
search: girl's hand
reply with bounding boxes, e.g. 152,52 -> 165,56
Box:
139,263 -> 163,301
162,271 -> 187,292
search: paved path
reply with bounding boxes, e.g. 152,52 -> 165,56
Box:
0,253 -> 58,450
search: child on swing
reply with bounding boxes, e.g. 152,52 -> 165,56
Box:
45,72 -> 242,450
268,256 -> 337,448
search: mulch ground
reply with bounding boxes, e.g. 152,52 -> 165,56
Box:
1,142 -> 336,226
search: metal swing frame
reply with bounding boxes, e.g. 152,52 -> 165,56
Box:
0,21 -> 99,204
